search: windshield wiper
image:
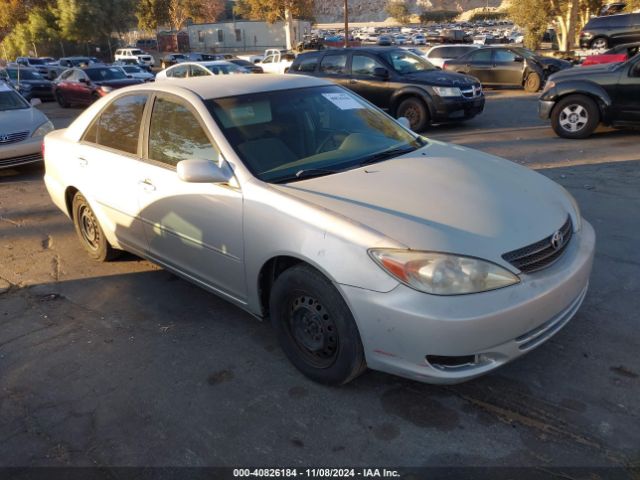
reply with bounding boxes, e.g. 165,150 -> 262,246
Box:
358,145 -> 418,167
272,168 -> 339,184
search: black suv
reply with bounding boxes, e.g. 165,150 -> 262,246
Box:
579,13 -> 640,49
289,47 -> 484,131
538,53 -> 640,138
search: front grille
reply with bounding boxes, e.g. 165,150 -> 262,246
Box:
461,84 -> 482,98
502,216 -> 573,273
0,131 -> 29,145
0,152 -> 43,168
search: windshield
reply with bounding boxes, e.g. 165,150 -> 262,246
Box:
512,47 -> 536,59
206,85 -> 424,183
86,67 -> 128,81
123,66 -> 142,73
26,58 -> 46,65
205,63 -> 246,75
384,50 -> 437,73
68,58 -> 91,66
0,90 -> 30,110
131,50 -> 145,55
7,69 -> 43,80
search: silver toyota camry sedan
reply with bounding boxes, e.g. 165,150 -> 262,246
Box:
43,75 -> 595,385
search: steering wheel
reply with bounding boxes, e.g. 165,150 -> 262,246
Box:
315,131 -> 350,154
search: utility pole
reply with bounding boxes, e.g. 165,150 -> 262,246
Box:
344,0 -> 349,48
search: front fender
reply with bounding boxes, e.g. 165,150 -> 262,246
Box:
389,86 -> 434,117
539,80 -> 613,120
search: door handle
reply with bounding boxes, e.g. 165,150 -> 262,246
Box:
78,157 -> 88,167
138,179 -> 156,192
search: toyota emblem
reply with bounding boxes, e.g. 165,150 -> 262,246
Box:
550,230 -> 564,250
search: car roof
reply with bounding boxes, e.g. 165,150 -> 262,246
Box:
121,74 -> 331,100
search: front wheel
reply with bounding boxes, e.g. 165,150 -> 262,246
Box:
269,265 -> 366,385
524,72 -> 542,92
396,97 -> 429,132
550,95 -> 600,139
72,192 -> 118,261
55,90 -> 69,108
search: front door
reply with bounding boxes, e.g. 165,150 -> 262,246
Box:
317,53 -> 351,88
348,53 -> 393,108
490,49 -> 524,86
464,49 -> 493,84
614,58 -> 640,123
137,94 -> 246,301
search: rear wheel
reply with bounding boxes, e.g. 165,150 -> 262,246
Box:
72,192 -> 118,262
551,94 -> 600,139
524,71 -> 542,92
55,90 -> 69,108
269,265 -> 366,385
396,97 -> 429,132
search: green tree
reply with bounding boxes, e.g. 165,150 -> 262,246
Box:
234,0 -> 314,49
1,6 -> 60,59
625,0 -> 640,11
57,0 -> 136,41
385,0 -> 411,24
137,0 -> 170,32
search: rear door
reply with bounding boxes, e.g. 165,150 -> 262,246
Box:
78,93 -> 149,253
490,48 -> 524,86
316,52 -> 350,88
461,49 -> 493,83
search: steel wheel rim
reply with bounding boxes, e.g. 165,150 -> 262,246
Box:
593,39 -> 607,49
78,205 -> 100,250
287,294 -> 338,368
402,105 -> 420,127
559,104 -> 588,132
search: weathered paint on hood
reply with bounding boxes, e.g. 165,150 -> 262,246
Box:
274,141 -> 574,270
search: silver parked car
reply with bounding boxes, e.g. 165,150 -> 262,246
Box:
0,82 -> 54,169
43,75 -> 595,385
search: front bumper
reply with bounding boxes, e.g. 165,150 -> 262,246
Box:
538,99 -> 555,119
431,95 -> 485,123
339,220 -> 595,384
0,137 -> 43,169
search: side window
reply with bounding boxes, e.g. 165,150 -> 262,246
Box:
293,53 -> 320,72
189,65 -> 209,77
60,69 -> 73,80
168,65 -> 188,78
82,94 -> 148,155
469,49 -> 492,62
319,54 -> 348,74
262,55 -> 274,64
427,49 -> 444,59
351,54 -> 384,76
148,97 -> 219,167
494,49 -> 517,62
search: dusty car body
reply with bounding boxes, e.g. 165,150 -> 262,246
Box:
42,75 -> 595,385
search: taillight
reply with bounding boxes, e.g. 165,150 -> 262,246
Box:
41,140 -> 45,158
442,62 -> 448,69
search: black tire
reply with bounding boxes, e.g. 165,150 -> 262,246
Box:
550,94 -> 600,139
55,90 -> 69,108
591,37 -> 608,50
72,192 -> 118,262
91,92 -> 101,103
269,264 -> 366,385
524,71 -> 542,92
396,97 -> 429,132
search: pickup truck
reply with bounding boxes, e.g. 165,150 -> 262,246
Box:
258,49 -> 296,74
114,48 -> 155,67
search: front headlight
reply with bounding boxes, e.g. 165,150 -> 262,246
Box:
562,188 -> 582,232
369,249 -> 519,295
99,85 -> 113,93
433,86 -> 462,97
541,80 -> 555,94
32,120 -> 54,137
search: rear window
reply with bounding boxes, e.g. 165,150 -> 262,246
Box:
291,52 -> 321,72
587,14 -> 632,28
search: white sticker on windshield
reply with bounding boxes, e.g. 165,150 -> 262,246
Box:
322,92 -> 363,110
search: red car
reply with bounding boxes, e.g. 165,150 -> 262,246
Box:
53,66 -> 142,107
582,42 -> 640,66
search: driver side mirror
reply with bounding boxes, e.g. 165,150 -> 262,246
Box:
373,67 -> 390,79
514,56 -> 524,63
78,77 -> 88,83
177,158 -> 232,183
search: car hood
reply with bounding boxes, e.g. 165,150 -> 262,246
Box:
94,78 -> 143,88
550,62 -> 617,80
0,106 -> 48,133
401,69 -> 479,86
272,141 -> 573,268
